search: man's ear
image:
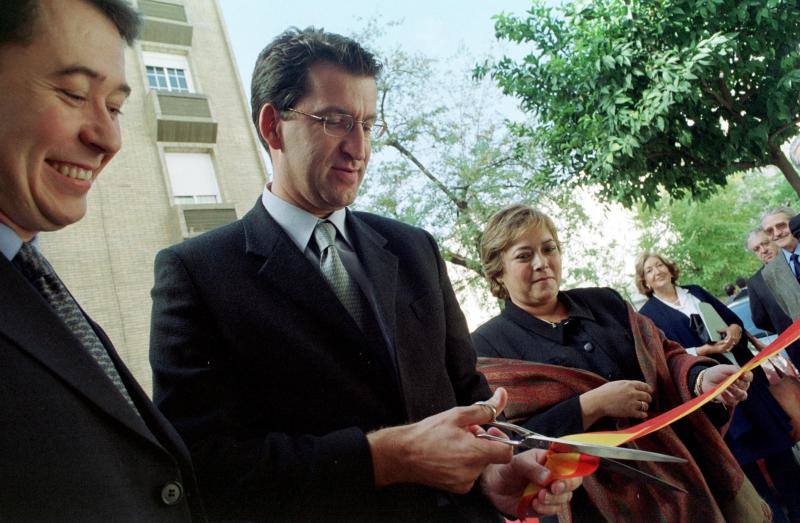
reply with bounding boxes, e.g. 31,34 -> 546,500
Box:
258,104 -> 283,151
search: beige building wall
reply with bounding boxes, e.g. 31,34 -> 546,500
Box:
40,0 -> 268,394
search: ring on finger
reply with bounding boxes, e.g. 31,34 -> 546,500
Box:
474,400 -> 497,421
640,400 -> 647,412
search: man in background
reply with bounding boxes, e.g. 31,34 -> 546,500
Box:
0,1 -> 202,520
749,207 -> 800,367
150,27 -> 580,521
731,276 -> 749,302
747,228 -> 780,266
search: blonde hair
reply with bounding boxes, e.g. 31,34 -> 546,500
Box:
634,252 -> 680,297
480,204 -> 561,299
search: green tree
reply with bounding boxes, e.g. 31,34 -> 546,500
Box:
636,168 -> 797,294
479,0 -> 800,206
355,29 -> 601,296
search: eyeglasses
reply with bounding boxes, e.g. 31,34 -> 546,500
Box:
286,108 -> 386,139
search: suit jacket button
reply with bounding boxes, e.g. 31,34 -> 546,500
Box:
160,481 -> 184,506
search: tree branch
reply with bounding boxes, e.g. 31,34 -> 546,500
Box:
385,137 -> 469,211
440,247 -> 483,277
768,117 -> 800,148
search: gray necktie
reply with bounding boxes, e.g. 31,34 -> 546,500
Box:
13,242 -> 139,413
314,221 -> 366,329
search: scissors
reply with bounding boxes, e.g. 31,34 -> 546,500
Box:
478,420 -> 688,493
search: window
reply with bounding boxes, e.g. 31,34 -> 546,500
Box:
146,65 -> 189,92
142,51 -> 195,93
165,152 -> 221,205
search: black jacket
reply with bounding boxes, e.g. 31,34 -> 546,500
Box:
149,200 -> 497,521
0,255 -> 204,522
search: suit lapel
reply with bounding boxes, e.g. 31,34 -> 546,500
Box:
0,257 -> 160,447
763,255 -> 800,319
242,202 -> 364,342
347,212 -> 399,349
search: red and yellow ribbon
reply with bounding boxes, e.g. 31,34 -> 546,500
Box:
516,320 -> 800,516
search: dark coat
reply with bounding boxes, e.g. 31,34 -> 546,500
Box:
639,284 -> 750,362
640,285 -> 794,464
473,288 -> 642,437
748,270 -> 792,335
149,200 -> 496,521
0,256 -> 204,522
472,288 -> 761,522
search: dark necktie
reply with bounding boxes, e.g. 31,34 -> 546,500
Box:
12,242 -> 139,413
792,253 -> 800,285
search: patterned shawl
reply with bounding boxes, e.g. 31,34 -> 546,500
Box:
478,303 -> 770,523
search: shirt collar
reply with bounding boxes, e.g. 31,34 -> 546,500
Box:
658,285 -> 690,305
782,246 -> 799,263
0,222 -> 37,261
502,291 -> 596,343
260,184 -> 352,252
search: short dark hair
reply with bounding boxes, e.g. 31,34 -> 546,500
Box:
735,276 -> 747,289
0,0 -> 141,47
250,27 -> 382,149
724,284 -> 736,296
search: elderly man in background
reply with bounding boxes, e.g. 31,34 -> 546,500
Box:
747,228 -> 780,266
0,0 -> 204,521
749,207 -> 800,368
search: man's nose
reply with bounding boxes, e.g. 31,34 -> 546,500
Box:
340,124 -> 367,161
79,105 -> 122,156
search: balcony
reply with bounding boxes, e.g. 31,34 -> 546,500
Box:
147,91 -> 217,143
138,0 -> 192,46
176,203 -> 238,238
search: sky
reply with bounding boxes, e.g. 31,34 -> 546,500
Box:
218,0 -> 533,100
216,1 -> 641,326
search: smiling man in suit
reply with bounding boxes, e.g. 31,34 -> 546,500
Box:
0,1 -> 203,520
749,206 -> 800,367
149,27 -> 580,521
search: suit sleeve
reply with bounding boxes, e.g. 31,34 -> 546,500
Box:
149,248 -> 374,518
749,278 -> 777,334
426,232 -> 492,406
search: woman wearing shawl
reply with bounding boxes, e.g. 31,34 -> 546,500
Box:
473,204 -> 766,522
636,252 -> 800,523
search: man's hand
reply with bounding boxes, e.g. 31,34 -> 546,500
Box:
702,365 -> 752,408
481,449 -> 582,519
368,388 -> 513,494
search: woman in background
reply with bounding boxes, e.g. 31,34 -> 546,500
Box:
636,252 -> 800,523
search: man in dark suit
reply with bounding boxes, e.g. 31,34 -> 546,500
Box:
749,207 -> 800,367
0,1 -> 203,520
150,27 -> 580,521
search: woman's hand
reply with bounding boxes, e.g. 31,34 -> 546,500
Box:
579,380 -> 653,429
696,324 -> 742,356
701,365 -> 752,408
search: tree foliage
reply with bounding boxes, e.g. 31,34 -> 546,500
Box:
354,23 -> 598,296
635,168 -> 797,294
479,0 -> 800,206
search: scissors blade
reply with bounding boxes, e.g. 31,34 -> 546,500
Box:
520,434 -> 686,463
601,458 -> 688,493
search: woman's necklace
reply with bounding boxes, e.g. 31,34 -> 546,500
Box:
658,290 -> 681,305
540,318 -> 559,328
